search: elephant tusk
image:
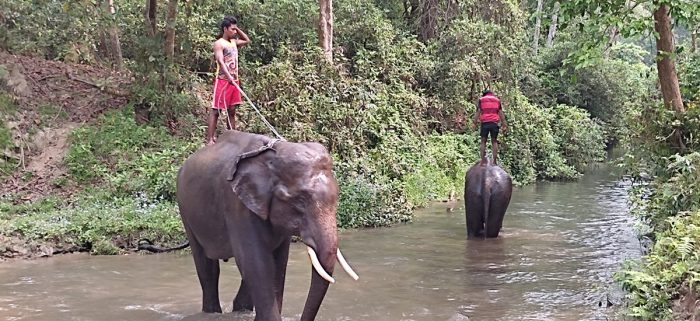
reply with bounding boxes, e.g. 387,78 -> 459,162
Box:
307,246 -> 335,284
336,249 -> 359,281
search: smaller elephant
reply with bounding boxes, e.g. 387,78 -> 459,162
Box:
464,159 -> 513,239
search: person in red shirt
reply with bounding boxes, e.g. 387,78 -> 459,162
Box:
471,90 -> 508,166
206,16 -> 251,146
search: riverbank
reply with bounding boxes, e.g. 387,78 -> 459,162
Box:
615,104 -> 700,320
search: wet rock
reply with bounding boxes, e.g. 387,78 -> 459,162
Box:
54,243 -> 82,254
447,313 -> 470,321
598,293 -> 614,308
112,235 -> 128,249
10,244 -> 29,256
37,244 -> 54,257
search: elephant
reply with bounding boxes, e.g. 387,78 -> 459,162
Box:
464,159 -> 513,239
176,130 -> 359,321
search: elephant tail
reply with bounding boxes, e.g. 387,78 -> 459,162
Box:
137,238 -> 190,253
483,190 -> 490,239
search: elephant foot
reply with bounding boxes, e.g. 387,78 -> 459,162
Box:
467,229 -> 487,240
233,279 -> 254,312
253,311 -> 282,321
233,299 -> 254,312
202,304 -> 223,314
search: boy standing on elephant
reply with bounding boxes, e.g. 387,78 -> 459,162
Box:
471,90 -> 508,166
206,16 -> 251,146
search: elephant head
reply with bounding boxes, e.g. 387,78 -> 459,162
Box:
227,137 -> 358,320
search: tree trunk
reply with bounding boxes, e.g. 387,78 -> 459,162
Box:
603,27 -> 619,57
144,0 -> 157,36
653,3 -> 684,113
101,0 -> 123,70
105,29 -> 123,71
532,0 -> 543,54
164,0 -> 178,61
546,1 -> 560,47
318,0 -> 333,63
445,0 -> 458,25
407,0 -> 420,22
419,0 -> 439,42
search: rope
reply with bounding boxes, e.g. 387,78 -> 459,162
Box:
229,81 -> 286,141
212,59 -> 285,141
213,81 -> 285,141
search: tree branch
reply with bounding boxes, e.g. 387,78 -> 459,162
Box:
66,72 -> 130,97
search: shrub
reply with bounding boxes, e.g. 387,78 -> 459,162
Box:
679,53 -> 700,103
617,153 -> 700,320
0,195 -> 185,253
404,134 -> 478,206
499,91 -> 576,182
64,108 -> 199,200
550,104 -> 606,171
336,174 -> 412,228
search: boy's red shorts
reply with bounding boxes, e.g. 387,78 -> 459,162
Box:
211,78 -> 242,109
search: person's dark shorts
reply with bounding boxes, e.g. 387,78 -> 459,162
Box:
480,122 -> 499,139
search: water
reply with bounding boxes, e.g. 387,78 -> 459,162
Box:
0,164 -> 640,321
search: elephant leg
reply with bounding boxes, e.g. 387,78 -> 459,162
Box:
273,238 -> 291,314
232,277 -> 254,312
465,197 -> 484,239
241,254 -> 280,321
190,237 -> 222,313
485,196 -> 508,238
231,230 -> 281,321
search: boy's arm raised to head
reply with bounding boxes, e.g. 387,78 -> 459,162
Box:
234,27 -> 251,47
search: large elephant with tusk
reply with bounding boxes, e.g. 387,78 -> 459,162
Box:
176,131 -> 358,321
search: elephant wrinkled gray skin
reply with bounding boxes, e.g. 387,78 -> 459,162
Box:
176,131 -> 358,321
464,159 -> 513,239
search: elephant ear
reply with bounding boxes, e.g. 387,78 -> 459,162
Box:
228,155 -> 274,221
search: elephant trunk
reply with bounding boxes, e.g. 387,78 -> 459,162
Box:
300,230 -> 337,321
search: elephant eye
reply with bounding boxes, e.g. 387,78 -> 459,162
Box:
291,192 -> 312,212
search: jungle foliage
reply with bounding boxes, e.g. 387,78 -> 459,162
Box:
1,0 -> 611,254
615,48 -> 700,321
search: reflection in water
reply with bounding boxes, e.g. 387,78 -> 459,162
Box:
0,164 -> 639,321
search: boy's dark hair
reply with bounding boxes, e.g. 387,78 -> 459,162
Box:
482,89 -> 493,96
217,16 -> 238,38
